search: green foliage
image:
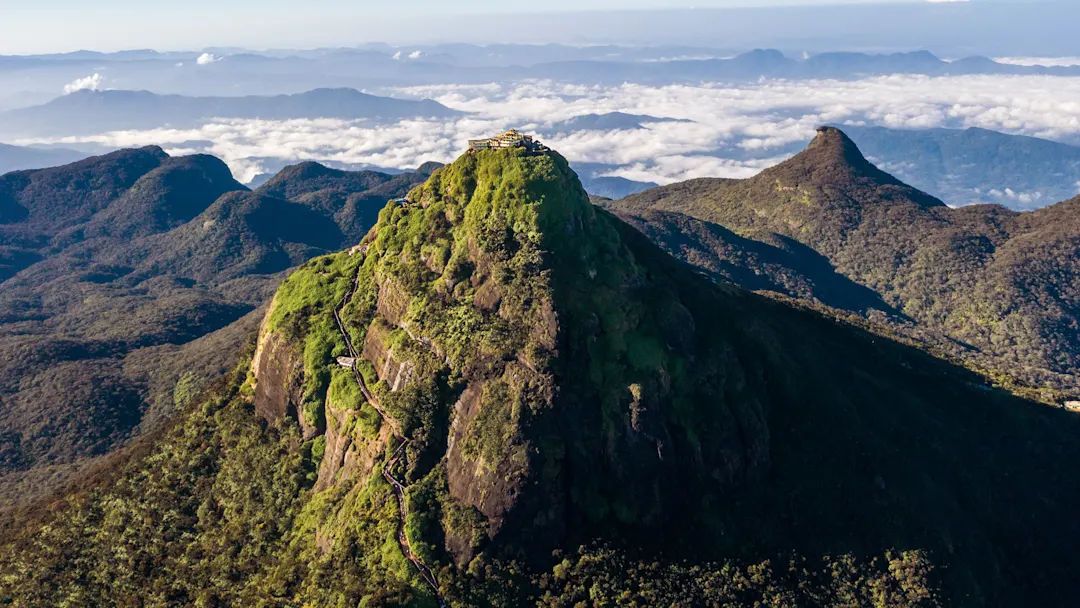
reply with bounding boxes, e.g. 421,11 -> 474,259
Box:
267,252 -> 365,428
6,143 -> 1080,608
0,150 -> 423,505
441,500 -> 487,555
300,435 -> 327,485
171,371 -> 202,408
355,403 -> 382,439
460,379 -> 516,467
533,546 -> 938,608
0,357 -> 309,606
328,365 -> 358,407
605,127 -> 1080,396
0,355 -> 432,606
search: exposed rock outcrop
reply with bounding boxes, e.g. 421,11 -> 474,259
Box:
249,146 -> 773,567
251,317 -> 302,426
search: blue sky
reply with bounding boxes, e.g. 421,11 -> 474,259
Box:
0,1 -> 978,54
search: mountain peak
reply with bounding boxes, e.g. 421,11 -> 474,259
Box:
274,160 -> 341,181
758,125 -> 883,182
806,126 -> 877,169
414,160 -> 444,175
251,142 -> 771,562
761,126 -> 947,209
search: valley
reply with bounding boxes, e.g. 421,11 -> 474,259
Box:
0,150 -> 431,504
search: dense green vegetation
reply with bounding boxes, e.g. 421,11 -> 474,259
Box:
607,127 -> 1080,397
4,144 -> 1080,606
0,351 -> 943,608
0,353 -> 429,607
0,149 -> 425,506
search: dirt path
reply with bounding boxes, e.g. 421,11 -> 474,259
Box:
333,264 -> 444,604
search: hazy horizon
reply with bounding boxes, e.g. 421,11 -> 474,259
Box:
2,0 -> 1080,211
2,1 -> 1077,56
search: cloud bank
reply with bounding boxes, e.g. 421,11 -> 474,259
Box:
994,57 -> 1080,68
20,74 -> 1080,188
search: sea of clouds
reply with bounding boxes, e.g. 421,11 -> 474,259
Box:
17,74 -> 1080,186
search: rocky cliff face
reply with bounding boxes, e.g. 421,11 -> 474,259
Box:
251,304 -> 315,439
251,147 -> 773,563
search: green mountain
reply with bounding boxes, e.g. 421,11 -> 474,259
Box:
4,144 -> 1080,607
606,127 -> 1080,396
0,150 -> 426,504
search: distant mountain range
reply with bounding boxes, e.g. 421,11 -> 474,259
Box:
0,88 -> 461,137
559,122 -> 1080,211
6,119 -> 1078,211
3,47 -> 1079,106
546,112 -> 692,133
840,125 -> 1080,210
405,48 -> 1080,86
0,148 -> 428,503
569,161 -> 659,199
0,143 -> 87,175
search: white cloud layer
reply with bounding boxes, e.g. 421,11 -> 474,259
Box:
20,74 -> 1080,187
994,57 -> 1080,68
63,73 -> 103,94
196,53 -> 221,65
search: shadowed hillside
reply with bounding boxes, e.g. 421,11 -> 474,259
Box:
3,145 -> 1080,607
606,127 -> 1080,395
0,150 -> 427,505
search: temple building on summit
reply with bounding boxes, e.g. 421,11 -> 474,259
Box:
468,129 -> 548,153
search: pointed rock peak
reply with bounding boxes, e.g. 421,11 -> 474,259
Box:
784,126 -> 888,176
415,160 -> 444,175
276,161 -> 340,181
806,126 -> 875,168
764,125 -> 885,181
283,140 -> 772,559
761,127 -> 947,208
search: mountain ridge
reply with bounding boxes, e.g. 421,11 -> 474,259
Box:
0,88 -> 462,137
838,124 -> 1080,209
606,126 -> 1080,395
3,141 -> 1080,606
0,149 -> 429,504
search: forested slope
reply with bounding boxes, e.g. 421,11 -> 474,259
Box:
3,146 -> 1080,606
